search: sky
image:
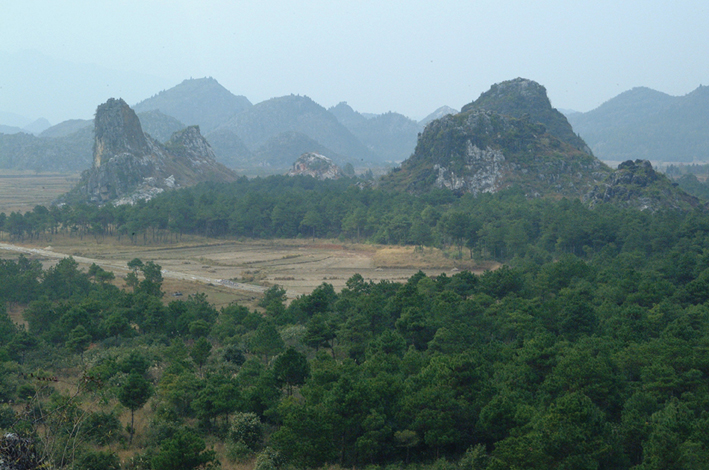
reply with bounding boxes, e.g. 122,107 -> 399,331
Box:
1,0 -> 708,125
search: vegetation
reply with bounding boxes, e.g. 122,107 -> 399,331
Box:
3,179 -> 709,468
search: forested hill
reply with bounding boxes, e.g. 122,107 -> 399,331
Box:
4,184 -> 709,468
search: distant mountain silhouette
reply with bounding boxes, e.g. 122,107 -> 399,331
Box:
40,119 -> 92,138
419,106 -> 458,127
214,95 -> 377,164
0,125 -> 23,135
250,132 -> 349,169
567,85 -> 709,162
328,102 -> 421,162
133,77 -> 252,133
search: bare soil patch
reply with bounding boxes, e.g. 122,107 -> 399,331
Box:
1,235 -> 498,299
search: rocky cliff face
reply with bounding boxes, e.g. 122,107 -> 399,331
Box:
67,98 -> 236,205
287,153 -> 343,180
584,160 -> 705,211
382,108 -> 610,198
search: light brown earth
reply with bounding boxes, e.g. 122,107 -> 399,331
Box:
0,235 -> 497,305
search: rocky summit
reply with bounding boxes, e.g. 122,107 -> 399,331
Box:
67,98 -> 236,205
381,106 -> 611,198
462,78 -> 592,154
584,159 -> 705,211
287,153 -> 343,180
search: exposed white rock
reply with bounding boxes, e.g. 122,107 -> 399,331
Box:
288,152 -> 343,180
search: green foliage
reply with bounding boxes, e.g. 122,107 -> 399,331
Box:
273,348 -> 310,394
151,427 -> 217,470
190,337 -> 212,371
230,412 -> 263,451
83,411 -> 122,445
75,450 -> 121,470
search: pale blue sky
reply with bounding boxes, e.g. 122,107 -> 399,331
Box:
1,0 -> 708,124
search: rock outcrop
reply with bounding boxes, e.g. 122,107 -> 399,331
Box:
66,98 -> 236,205
382,107 -> 610,198
584,159 -> 705,211
462,78 -> 592,154
287,153 -> 343,180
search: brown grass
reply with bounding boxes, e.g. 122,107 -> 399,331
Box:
0,170 -> 80,213
372,245 -> 498,272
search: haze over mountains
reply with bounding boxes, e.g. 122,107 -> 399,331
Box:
0,77 -> 433,173
566,85 -> 709,163
2,72 -> 709,184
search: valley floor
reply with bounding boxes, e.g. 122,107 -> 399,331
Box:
0,235 -> 497,303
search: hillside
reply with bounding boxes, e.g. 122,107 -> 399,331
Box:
133,77 -> 252,133
567,85 -> 709,162
0,127 -> 93,172
329,102 -> 421,162
382,108 -> 609,198
214,94 -> 378,164
65,98 -> 236,204
249,131 -> 349,169
462,78 -> 592,153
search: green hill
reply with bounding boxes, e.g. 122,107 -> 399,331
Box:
382,108 -> 609,198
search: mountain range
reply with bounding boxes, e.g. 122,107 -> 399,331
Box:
567,85 -> 709,163
1,77 -> 437,173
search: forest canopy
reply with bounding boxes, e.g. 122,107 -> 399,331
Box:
2,177 -> 709,468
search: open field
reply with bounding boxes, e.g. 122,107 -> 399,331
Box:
0,170 -> 497,303
0,170 -> 81,213
0,235 -> 498,303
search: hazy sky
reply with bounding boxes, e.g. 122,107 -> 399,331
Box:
2,0 -> 708,124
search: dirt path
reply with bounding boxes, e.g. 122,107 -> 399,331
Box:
0,242 -> 290,297
0,237 -> 496,299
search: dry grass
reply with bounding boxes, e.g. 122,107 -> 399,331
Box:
372,245 -> 496,271
0,170 -> 80,213
2,234 -> 500,300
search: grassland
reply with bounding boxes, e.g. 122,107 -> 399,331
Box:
0,170 -> 80,213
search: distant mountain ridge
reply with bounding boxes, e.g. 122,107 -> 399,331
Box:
210,95 -> 377,167
328,102 -> 421,162
133,77 -> 252,133
567,85 -> 709,162
419,106 -> 458,127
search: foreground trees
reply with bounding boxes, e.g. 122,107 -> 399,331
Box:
4,190 -> 709,468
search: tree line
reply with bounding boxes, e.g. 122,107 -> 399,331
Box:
2,175 -> 709,266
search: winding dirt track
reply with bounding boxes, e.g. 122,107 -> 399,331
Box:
0,242 -> 286,297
